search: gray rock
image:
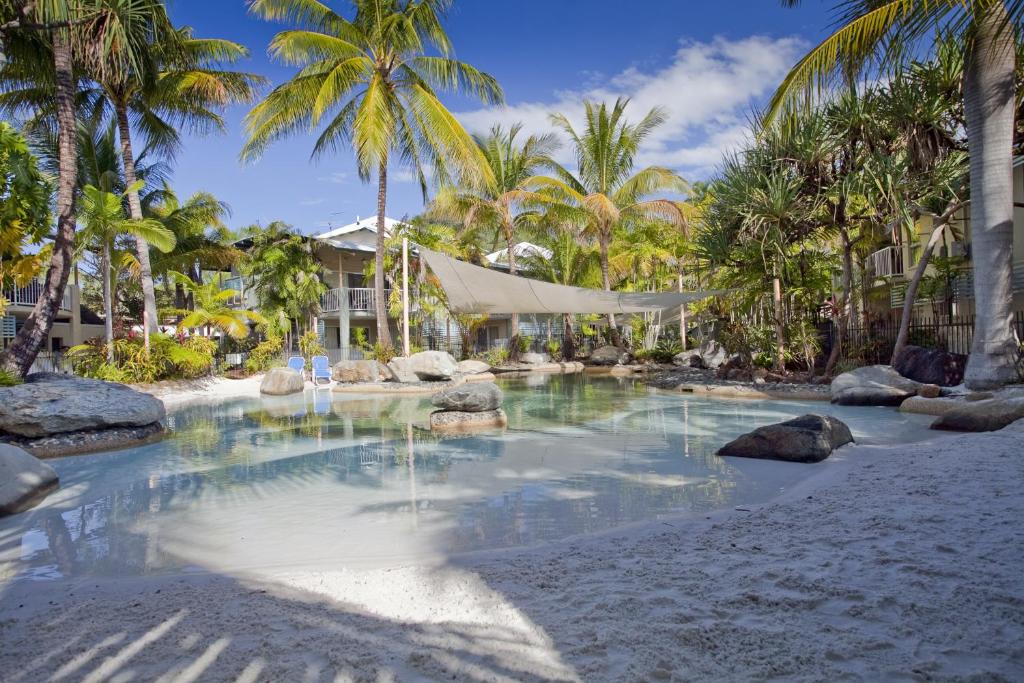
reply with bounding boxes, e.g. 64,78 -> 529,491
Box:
332,359 -> 392,383
0,377 -> 166,438
429,409 -> 508,432
408,351 -> 458,380
386,356 -> 420,383
831,365 -> 921,406
23,371 -> 74,383
893,345 -> 967,387
432,382 -> 503,412
456,359 -> 491,375
520,352 -> 549,365
0,443 -> 58,516
717,414 -> 854,463
931,396 -> 1024,432
590,345 -> 630,366
698,340 -> 728,369
260,367 -> 304,395
672,349 -> 703,368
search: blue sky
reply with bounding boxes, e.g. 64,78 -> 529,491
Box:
165,1 -> 835,235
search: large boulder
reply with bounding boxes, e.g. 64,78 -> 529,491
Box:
717,414 -> 854,464
432,382 -> 503,412
260,367 -> 304,395
931,396 -> 1024,432
332,359 -> 392,383
408,351 -> 458,380
830,365 -> 922,406
672,349 -> 704,368
520,352 -> 549,365
456,359 -> 490,375
590,345 -> 630,366
0,376 -> 166,438
387,356 -> 420,383
0,444 -> 58,516
429,409 -> 508,433
697,340 -> 728,369
894,345 -> 967,387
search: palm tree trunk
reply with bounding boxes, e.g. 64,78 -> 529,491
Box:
772,277 -> 786,373
115,103 -> 159,335
563,313 -> 576,361
825,232 -> 854,375
374,161 -> 394,349
599,234 -> 622,347
102,241 -> 114,363
0,29 -> 78,376
963,4 -> 1019,388
506,230 -> 521,360
677,271 -> 687,350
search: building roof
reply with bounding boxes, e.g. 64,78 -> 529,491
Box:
485,242 -> 553,265
314,215 -> 404,240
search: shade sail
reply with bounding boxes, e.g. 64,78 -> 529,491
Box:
420,247 -> 723,315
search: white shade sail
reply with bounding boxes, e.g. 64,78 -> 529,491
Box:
420,248 -> 723,315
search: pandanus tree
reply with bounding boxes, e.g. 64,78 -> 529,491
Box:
242,0 -> 503,350
529,98 -> 689,346
771,0 -> 1023,388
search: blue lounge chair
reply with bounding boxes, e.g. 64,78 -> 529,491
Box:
286,355 -> 305,379
311,355 -> 331,385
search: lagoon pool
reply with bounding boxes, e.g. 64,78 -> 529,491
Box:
0,374 -> 937,581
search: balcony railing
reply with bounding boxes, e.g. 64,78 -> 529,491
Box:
868,245 -> 905,279
321,287 -> 390,313
4,281 -> 72,310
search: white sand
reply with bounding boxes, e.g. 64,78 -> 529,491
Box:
2,428 -> 1022,681
135,375 -> 266,410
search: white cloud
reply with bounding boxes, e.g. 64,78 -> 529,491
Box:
455,35 -> 805,180
317,171 -> 349,184
300,197 -> 326,206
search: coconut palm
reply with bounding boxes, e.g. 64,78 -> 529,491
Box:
528,98 -> 688,345
170,273 -> 264,340
78,182 -> 175,360
769,1 -> 1022,387
242,0 -> 504,349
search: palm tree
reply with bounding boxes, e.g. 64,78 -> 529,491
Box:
529,99 -> 688,345
242,0 -> 503,350
171,273 -> 264,340
770,1 -> 1022,387
81,3 -> 263,336
431,123 -> 558,353
78,182 -> 176,361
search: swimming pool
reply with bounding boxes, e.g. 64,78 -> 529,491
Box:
0,374 -> 937,580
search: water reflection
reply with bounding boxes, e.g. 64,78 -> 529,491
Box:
0,374 -> 937,580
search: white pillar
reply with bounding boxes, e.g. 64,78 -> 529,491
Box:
402,237 -> 410,357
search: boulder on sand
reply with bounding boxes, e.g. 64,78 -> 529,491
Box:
717,414 -> 854,463
520,352 -> 549,365
432,382 -> 503,412
408,351 -> 458,380
0,376 -> 165,438
830,365 -> 921,406
260,367 -> 304,395
931,395 -> 1024,432
0,444 -> 58,516
893,345 -> 967,387
457,359 -> 491,375
589,345 -> 630,366
429,409 -> 508,433
387,356 -> 420,383
332,359 -> 392,383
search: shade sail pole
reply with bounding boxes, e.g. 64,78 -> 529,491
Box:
402,237 -> 410,357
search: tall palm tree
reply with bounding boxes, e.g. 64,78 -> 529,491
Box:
78,182 -> 175,360
529,98 -> 688,345
770,0 -> 1022,387
78,2 -> 262,336
242,0 -> 503,349
432,123 -> 558,353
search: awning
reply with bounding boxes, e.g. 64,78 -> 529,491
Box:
420,247 -> 723,315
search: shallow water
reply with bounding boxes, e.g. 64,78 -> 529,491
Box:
0,374 -> 937,580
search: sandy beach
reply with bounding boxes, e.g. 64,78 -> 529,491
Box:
1,420 -> 1021,682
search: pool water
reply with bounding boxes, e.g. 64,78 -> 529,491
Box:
0,374 -> 937,580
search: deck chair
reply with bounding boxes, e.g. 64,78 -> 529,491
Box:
286,355 -> 305,379
311,355 -> 332,385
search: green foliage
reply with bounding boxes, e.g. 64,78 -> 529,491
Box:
246,335 -> 284,373
68,333 -> 215,384
515,334 -> 533,353
368,343 -> 396,364
351,327 -> 370,351
0,122 -> 51,305
787,320 -> 821,372
241,221 -> 326,325
0,368 -> 23,386
544,339 -> 561,358
298,330 -> 326,368
483,347 -> 509,367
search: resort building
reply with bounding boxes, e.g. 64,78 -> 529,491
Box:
2,280 -> 105,355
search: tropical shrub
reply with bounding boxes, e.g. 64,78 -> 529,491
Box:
298,330 -> 326,368
544,339 -> 561,359
483,347 -> 509,367
787,321 -> 821,372
0,368 -> 22,386
69,333 -> 216,384
246,335 -> 284,373
368,343 -> 396,363
515,335 -> 533,354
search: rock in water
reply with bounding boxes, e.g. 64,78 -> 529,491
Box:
0,376 -> 166,438
717,414 -> 854,463
456,359 -> 490,375
432,382 -> 503,412
0,444 -> 59,516
408,351 -> 458,380
429,409 -> 508,433
332,359 -> 392,383
893,345 -> 967,386
520,352 -> 549,365
931,396 -> 1024,432
590,345 -> 630,366
260,367 -> 304,395
830,365 -> 921,406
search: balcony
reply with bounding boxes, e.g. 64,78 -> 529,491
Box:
321,287 -> 390,314
868,246 -> 906,279
4,281 -> 72,311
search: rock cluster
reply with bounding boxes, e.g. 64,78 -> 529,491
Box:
717,414 -> 854,463
931,394 -> 1024,432
589,345 -> 631,366
0,444 -> 58,516
429,381 -> 507,432
830,365 -> 922,406
673,339 -> 728,370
